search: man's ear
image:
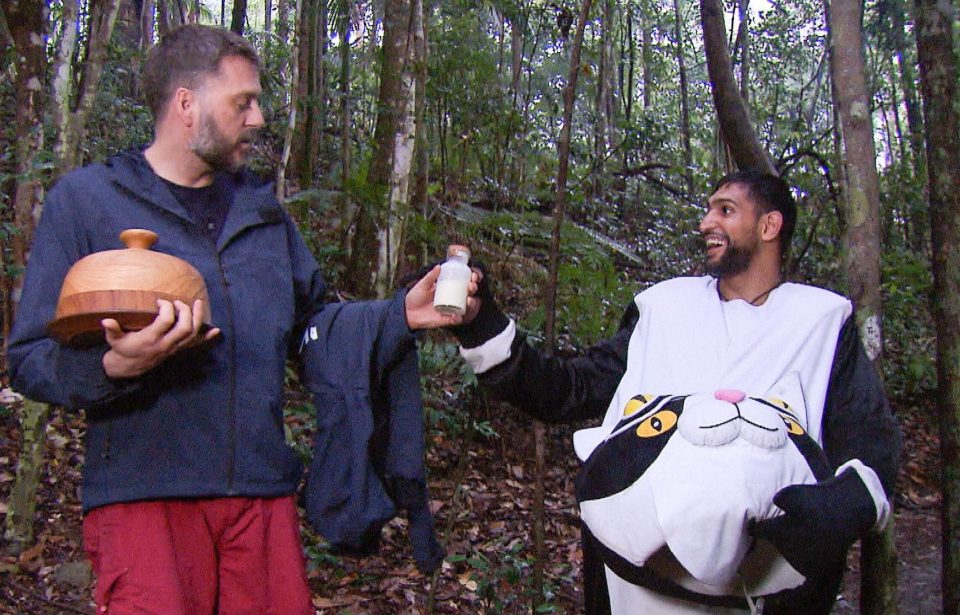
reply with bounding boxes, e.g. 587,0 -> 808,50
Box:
760,210 -> 784,243
172,87 -> 197,127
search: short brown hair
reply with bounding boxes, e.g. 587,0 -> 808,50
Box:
142,24 -> 261,120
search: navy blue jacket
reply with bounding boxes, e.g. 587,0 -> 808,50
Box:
301,296 -> 443,573
8,150 -> 327,511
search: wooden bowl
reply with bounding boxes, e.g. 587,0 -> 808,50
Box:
48,229 -> 213,347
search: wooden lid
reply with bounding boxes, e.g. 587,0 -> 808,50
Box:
47,229 -> 212,347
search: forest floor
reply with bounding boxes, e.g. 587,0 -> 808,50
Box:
0,381 -> 943,614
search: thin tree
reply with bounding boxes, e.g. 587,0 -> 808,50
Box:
913,0 -> 960,611
592,0 -> 614,196
827,2 -> 898,612
277,0 -> 304,198
699,0 -> 774,174
674,0 -> 693,192
337,0 -> 354,255
157,0 -> 172,35
411,0 -> 430,219
885,0 -> 928,251
0,4 -> 11,50
735,0 -> 750,105
1,0 -> 50,556
140,0 -> 156,58
542,0 -> 592,608
345,0 -> 421,297
230,0 -> 248,34
52,0 -> 123,176
640,4 -> 652,111
291,0 -> 320,189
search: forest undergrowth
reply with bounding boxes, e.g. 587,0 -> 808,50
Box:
0,342 -> 943,614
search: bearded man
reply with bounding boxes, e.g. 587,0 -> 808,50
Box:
8,24 -> 468,614
450,169 -> 902,613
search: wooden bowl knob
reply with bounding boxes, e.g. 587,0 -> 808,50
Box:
120,228 -> 157,250
119,228 -> 159,250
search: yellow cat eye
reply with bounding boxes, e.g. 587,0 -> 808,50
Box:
623,394 -> 654,418
780,414 -> 805,435
769,398 -> 792,411
635,410 -> 678,438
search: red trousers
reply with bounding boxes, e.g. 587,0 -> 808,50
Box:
82,496 -> 313,615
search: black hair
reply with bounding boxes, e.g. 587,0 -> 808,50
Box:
713,169 -> 797,260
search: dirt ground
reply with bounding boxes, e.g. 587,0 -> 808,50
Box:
0,395 -> 944,614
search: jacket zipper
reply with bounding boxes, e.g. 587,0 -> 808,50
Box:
210,237 -> 238,494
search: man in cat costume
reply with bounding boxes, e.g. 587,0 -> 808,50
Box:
450,170 -> 901,613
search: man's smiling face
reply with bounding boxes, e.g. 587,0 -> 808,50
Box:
699,182 -> 763,278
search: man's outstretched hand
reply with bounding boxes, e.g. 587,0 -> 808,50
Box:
749,468 -> 878,579
404,265 -> 481,330
102,299 -> 220,378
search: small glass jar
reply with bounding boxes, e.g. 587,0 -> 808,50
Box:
433,244 -> 471,315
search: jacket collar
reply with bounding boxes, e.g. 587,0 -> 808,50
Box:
106,148 -> 285,250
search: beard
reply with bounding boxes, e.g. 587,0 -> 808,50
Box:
190,112 -> 255,172
704,238 -> 755,278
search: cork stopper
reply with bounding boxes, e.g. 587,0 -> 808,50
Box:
447,244 -> 470,260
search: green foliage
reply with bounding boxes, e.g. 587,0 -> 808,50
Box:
881,246 -> 936,401
283,399 -> 317,465
284,187 -> 347,281
418,338 -> 494,440
303,537 -> 345,574
447,543 -> 560,613
84,39 -> 154,164
455,206 -> 637,346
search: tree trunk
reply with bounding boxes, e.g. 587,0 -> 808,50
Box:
337,0 -> 354,256
3,399 -> 51,555
591,0 -> 614,197
505,10 -> 528,194
114,0 -> 140,52
345,0 -> 418,297
276,0 -> 303,199
264,0 -> 272,32
230,0 -> 247,34
0,4 -> 12,52
640,7 -> 652,111
736,0 -> 750,105
157,0 -> 171,35
511,13 -> 523,95
3,0 -> 49,556
316,0 -> 328,166
888,0 -> 929,251
827,3 -> 898,613
277,0 -> 289,42
291,0 -> 316,189
140,0 -> 155,56
700,0 -> 774,174
542,0 -> 593,608
674,0 -> 693,192
374,0 -> 421,297
619,6 -> 633,122
54,0 -> 122,176
913,2 -> 960,612
52,0 -> 80,174
887,58 -> 908,166
411,0 -> 430,219
6,0 -> 47,308
889,0 -> 924,166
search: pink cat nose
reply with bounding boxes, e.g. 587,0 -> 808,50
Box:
714,389 -> 746,403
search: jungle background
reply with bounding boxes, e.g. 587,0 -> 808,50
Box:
0,0 -> 957,612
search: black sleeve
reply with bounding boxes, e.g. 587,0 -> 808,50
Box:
478,302 -> 638,424
821,317 -> 902,496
